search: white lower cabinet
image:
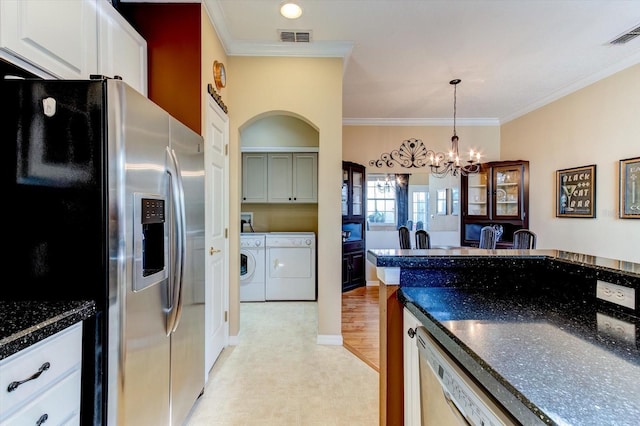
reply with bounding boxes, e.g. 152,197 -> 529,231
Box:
0,323 -> 83,425
403,307 -> 421,426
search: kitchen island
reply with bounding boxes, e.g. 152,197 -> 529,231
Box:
369,249 -> 640,425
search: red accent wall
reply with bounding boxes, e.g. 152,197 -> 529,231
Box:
119,3 -> 202,134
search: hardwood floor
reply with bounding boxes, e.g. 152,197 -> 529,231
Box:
342,285 -> 380,371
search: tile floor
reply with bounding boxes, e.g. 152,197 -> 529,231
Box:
187,301 -> 379,425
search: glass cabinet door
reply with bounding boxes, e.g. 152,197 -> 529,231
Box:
493,165 -> 521,218
466,170 -> 489,217
352,169 -> 363,216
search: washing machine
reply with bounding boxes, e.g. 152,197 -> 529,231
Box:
240,233 -> 266,301
265,232 -> 316,301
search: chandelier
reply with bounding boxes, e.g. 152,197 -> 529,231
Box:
369,79 -> 481,178
429,79 -> 480,178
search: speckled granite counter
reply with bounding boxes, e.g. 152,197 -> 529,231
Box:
369,249 -> 640,426
0,300 -> 96,360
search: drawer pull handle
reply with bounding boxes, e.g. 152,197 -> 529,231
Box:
36,414 -> 48,425
7,362 -> 51,392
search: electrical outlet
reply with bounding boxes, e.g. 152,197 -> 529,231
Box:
596,280 -> 636,310
596,313 -> 636,345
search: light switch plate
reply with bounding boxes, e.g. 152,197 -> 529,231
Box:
596,280 -> 636,310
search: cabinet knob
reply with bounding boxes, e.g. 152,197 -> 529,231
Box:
407,327 -> 416,338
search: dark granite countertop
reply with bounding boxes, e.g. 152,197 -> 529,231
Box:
401,287 -> 640,426
0,300 -> 95,360
369,249 -> 640,425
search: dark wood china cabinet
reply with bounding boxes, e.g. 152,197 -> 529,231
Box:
460,160 -> 529,248
342,161 -> 366,292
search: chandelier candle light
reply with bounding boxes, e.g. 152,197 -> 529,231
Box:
369,79 -> 481,178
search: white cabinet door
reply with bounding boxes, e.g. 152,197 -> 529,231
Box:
292,153 -> 318,203
403,307 -> 421,426
0,0 -> 98,79
0,323 -> 82,423
267,153 -> 293,202
242,153 -> 268,203
97,0 -> 147,95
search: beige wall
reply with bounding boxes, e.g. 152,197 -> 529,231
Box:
501,64 -> 640,263
228,56 -> 344,339
241,203 -> 318,234
241,115 -> 319,147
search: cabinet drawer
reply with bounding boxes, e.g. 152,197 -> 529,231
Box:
0,323 -> 82,418
1,369 -> 81,426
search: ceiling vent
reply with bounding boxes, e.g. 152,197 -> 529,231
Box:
609,24 -> 640,44
278,30 -> 311,43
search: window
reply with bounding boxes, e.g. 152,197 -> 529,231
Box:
409,185 -> 429,229
366,174 -> 396,225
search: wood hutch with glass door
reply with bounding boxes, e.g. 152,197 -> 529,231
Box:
342,161 -> 366,292
460,160 -> 529,248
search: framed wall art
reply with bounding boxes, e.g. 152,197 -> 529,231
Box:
619,156 -> 640,219
556,164 -> 596,218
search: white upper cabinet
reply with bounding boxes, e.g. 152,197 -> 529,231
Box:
242,153 -> 268,203
268,153 -> 317,203
267,153 -> 294,202
0,0 -> 147,93
242,152 -> 318,204
97,0 -> 147,95
0,0 -> 98,79
292,153 -> 318,203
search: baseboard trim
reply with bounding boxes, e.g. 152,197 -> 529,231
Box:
228,335 -> 240,346
317,334 -> 343,345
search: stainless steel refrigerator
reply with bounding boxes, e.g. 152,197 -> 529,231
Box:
2,77 -> 205,425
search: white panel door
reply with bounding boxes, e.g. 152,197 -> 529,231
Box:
204,95 -> 229,378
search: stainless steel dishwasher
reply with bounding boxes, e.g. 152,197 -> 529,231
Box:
416,326 -> 516,425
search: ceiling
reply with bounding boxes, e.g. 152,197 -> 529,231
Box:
202,0 -> 640,125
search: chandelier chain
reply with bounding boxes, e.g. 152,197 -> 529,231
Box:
368,78 -> 481,177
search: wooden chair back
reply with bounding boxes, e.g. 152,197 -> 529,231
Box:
415,230 -> 430,249
479,226 -> 497,249
398,226 -> 411,249
513,229 -> 537,249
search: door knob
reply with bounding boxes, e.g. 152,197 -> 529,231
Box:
209,247 -> 221,255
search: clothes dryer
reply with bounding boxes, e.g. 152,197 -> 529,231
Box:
265,232 -> 316,301
240,233 -> 266,301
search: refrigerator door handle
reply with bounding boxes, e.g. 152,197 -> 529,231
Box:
167,147 -> 187,334
165,147 -> 185,335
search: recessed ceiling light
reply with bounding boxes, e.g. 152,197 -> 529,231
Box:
280,1 -> 302,19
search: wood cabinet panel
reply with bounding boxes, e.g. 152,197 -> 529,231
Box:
460,160 -> 529,248
342,161 -> 366,291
